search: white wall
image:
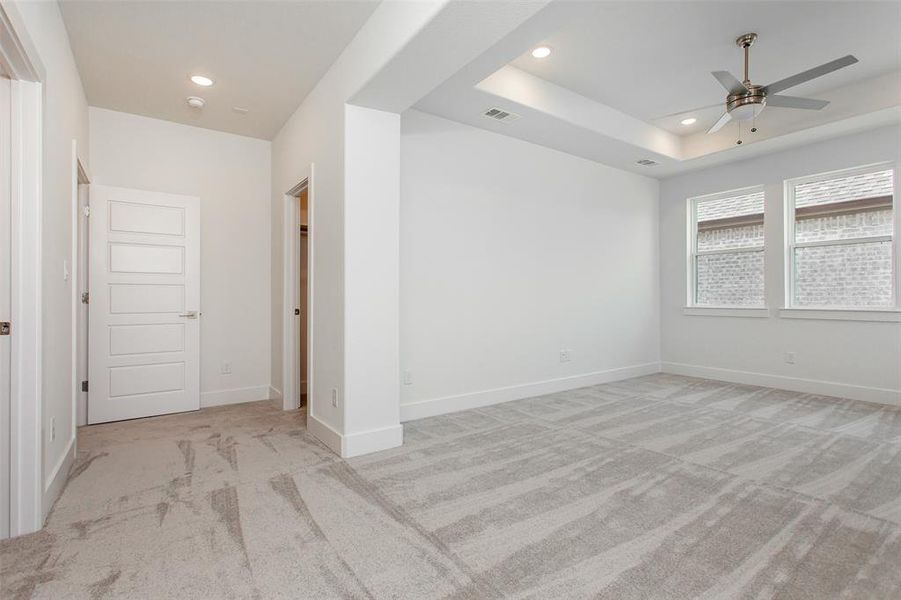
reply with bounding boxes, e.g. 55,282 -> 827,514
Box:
343,105 -> 401,442
399,110 -> 661,419
89,108 -> 272,408
270,66 -> 346,436
10,0 -> 90,517
660,126 -> 901,404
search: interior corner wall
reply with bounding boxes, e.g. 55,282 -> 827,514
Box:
88,108 -> 272,408
398,110 -> 661,420
659,126 -> 901,404
11,0 -> 90,518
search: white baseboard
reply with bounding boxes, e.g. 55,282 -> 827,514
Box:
268,385 -> 283,401
400,362 -> 662,422
307,413 -> 343,456
307,414 -> 404,459
343,424 -> 404,458
42,434 -> 76,521
661,362 -> 901,407
200,385 -> 271,408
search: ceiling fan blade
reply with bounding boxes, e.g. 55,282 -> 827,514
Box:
711,70 -> 748,95
654,102 -> 723,120
707,111 -> 732,134
763,55 -> 858,95
766,95 -> 829,110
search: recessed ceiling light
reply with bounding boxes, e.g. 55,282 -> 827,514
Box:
190,75 -> 214,87
186,96 -> 205,109
681,117 -> 697,126
531,46 -> 551,59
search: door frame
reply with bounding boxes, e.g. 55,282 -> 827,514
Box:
1,3 -> 45,537
71,144 -> 89,428
282,165 -> 314,413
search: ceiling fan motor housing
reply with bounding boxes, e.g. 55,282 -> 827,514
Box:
727,85 -> 766,121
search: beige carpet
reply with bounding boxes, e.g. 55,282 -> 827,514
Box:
3,373 -> 901,599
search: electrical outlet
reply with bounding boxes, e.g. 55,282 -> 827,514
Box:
785,352 -> 796,365
403,370 -> 413,385
50,417 -> 56,442
331,388 -> 338,407
220,361 -> 232,375
559,349 -> 571,363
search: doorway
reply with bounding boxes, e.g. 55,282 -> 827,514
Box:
298,187 -> 309,405
73,153 -> 89,426
281,167 -> 313,413
1,4 -> 45,537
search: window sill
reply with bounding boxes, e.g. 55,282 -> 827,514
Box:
683,306 -> 771,318
779,308 -> 901,323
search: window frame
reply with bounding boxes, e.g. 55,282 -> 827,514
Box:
783,162 -> 898,311
686,184 -> 767,309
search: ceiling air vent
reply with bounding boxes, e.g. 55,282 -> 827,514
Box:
636,159 -> 659,167
483,107 -> 521,123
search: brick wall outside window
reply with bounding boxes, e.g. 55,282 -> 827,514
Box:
795,209 -> 892,243
693,189 -> 765,306
791,168 -> 894,308
794,241 -> 893,307
696,249 -> 765,306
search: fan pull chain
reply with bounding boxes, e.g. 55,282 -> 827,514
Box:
736,121 -> 743,145
751,115 -> 757,133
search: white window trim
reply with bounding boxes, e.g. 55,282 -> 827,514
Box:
686,185 -> 767,312
683,306 -> 771,318
783,161 -> 899,315
779,308 -> 901,322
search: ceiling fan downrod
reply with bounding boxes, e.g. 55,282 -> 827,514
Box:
737,32 -> 757,85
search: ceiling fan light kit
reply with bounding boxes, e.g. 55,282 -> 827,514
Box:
702,32 -> 857,138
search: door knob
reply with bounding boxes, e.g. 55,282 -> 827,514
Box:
179,311 -> 199,319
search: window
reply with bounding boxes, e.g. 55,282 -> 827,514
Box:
688,187 -> 765,307
786,164 -> 895,308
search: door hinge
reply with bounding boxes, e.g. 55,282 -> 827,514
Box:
0,321 -> 10,336
81,380 -> 88,392
81,292 -> 89,304
83,205 -> 91,217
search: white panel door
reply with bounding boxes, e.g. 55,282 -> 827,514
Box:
88,185 -> 200,423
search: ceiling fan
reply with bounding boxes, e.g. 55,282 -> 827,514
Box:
703,33 -> 858,135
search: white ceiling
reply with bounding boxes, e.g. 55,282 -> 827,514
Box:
509,1 -> 901,133
59,0 -> 380,139
415,0 -> 901,177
